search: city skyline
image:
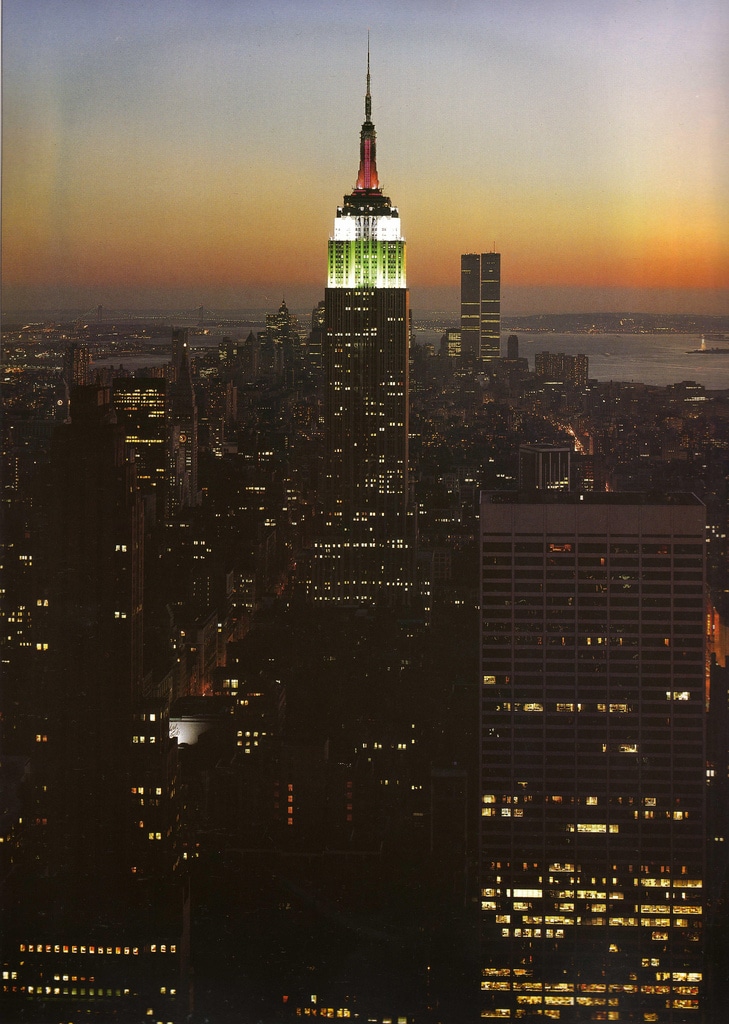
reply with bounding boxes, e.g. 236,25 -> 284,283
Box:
2,0 -> 728,316
3,11 -> 729,1019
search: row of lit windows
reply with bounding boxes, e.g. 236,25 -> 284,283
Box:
485,802 -> 696,821
483,984 -> 699,1003
481,879 -> 701,894
485,907 -> 699,924
483,794 -> 677,806
19,943 -> 177,955
496,925 -> 686,941
484,695 -> 695,714
294,1009 -> 352,1018
482,969 -> 702,982
3,984 -> 135,998
313,540 -> 405,550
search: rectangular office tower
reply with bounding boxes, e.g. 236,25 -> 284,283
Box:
312,50 -> 413,605
1,387 -> 186,1021
112,377 -> 169,518
518,445 -> 572,492
461,252 -> 501,364
479,492 -> 706,1020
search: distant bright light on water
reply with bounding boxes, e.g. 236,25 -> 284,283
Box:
415,332 -> 729,390
92,330 -> 729,392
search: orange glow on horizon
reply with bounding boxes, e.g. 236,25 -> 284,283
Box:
3,146 -> 727,306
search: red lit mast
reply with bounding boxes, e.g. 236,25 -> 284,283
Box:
354,39 -> 380,192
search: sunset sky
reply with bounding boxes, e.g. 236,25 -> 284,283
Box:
3,0 -> 728,316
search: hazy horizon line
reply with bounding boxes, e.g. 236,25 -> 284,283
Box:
4,307 -> 729,321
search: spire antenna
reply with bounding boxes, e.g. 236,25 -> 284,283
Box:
354,33 -> 380,192
365,33 -> 372,121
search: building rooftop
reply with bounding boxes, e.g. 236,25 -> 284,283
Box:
482,490 -> 704,507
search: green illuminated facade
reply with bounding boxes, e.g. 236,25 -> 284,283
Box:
312,52 -> 414,606
327,237 -> 406,290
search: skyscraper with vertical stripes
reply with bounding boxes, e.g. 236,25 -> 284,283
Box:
461,252 -> 501,364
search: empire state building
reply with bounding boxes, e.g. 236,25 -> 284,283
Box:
312,51 -> 414,606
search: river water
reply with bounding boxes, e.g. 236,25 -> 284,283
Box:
415,331 -> 729,391
91,332 -> 729,392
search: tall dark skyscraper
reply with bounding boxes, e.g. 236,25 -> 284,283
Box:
169,329 -> 199,514
461,251 -> 501,364
479,492 -> 706,1019
63,341 -> 91,388
518,443 -> 572,492
2,386 -> 186,1021
312,49 -> 413,605
113,376 -> 169,518
535,351 -> 589,387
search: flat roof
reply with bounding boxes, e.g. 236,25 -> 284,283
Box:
482,490 -> 703,507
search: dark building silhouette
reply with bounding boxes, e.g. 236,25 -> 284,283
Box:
479,492 -> 706,1018
63,341 -> 91,388
1,385 -> 187,1021
461,251 -> 500,364
197,377 -> 236,456
518,443 -> 572,491
308,299 -> 326,369
535,350 -> 589,387
112,376 -> 169,519
266,298 -> 302,380
440,327 -> 462,361
168,329 -> 199,513
241,328 -> 260,379
312,49 -> 413,605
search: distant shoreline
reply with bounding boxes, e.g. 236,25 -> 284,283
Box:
3,309 -> 729,337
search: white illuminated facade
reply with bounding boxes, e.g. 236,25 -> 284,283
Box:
331,211 -> 403,242
328,207 -> 406,289
312,50 -> 414,606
